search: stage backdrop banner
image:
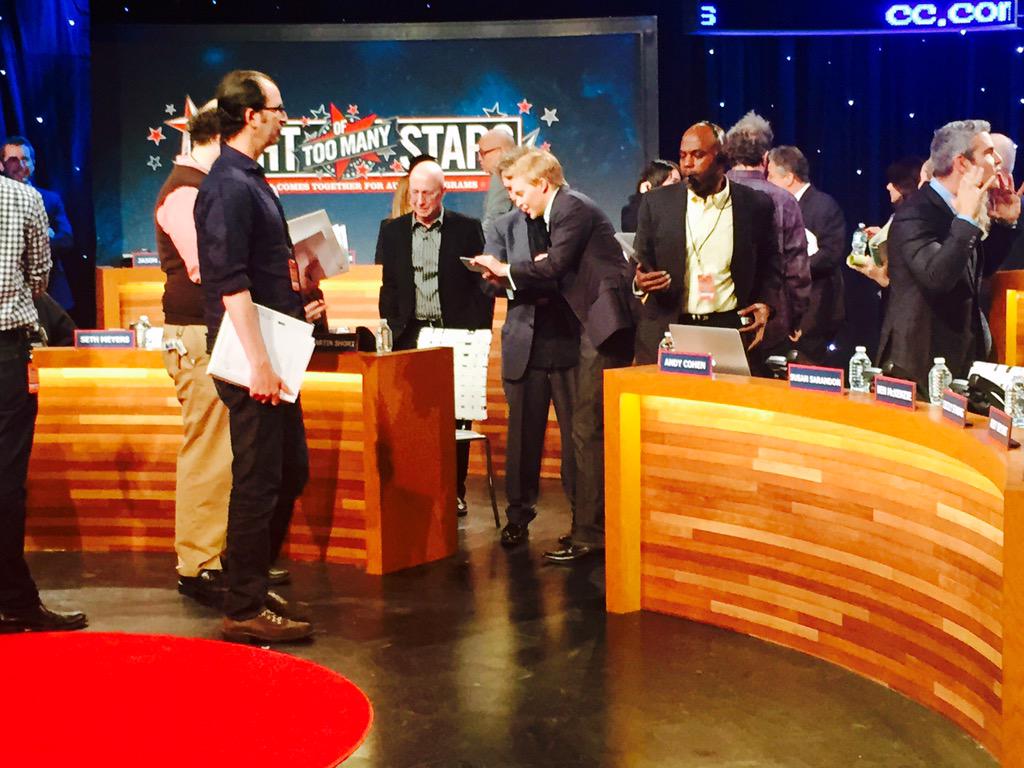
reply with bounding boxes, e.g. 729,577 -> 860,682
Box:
92,18 -> 658,266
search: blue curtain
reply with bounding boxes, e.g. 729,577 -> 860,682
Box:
0,0 -> 94,324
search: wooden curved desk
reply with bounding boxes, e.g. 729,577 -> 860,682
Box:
604,368 -> 1024,765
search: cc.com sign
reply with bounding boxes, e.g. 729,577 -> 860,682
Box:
885,1 -> 1017,28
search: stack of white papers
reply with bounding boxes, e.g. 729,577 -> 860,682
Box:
287,210 -> 349,296
208,304 -> 315,404
417,327 -> 492,422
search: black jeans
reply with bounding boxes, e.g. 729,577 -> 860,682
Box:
215,380 -> 309,620
0,330 -> 40,610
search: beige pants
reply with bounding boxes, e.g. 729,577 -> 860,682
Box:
162,323 -> 232,577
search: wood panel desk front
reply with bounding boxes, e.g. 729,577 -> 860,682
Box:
26,347 -> 455,575
95,265 -> 565,480
604,367 -> 1024,765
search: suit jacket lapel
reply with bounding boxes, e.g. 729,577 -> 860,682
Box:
730,183 -> 750,288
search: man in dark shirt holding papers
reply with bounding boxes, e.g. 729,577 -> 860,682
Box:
195,69 -> 314,643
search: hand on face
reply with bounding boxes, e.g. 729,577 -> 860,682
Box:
955,165 -> 996,222
988,170 -> 1024,224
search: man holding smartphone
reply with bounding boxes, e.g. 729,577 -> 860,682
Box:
632,122 -> 782,369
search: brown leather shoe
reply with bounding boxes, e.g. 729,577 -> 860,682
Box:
265,590 -> 311,623
221,608 -> 313,643
0,604 -> 88,633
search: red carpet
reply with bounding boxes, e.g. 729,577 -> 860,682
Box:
0,632 -> 373,767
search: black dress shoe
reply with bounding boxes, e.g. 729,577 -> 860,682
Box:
265,590 -> 311,623
543,543 -> 597,563
178,569 -> 227,609
0,603 -> 88,633
456,497 -> 468,517
558,533 -> 574,548
500,522 -> 529,548
268,567 -> 290,586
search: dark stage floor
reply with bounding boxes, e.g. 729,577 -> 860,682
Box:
27,480 -> 996,768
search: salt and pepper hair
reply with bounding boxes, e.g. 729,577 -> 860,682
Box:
929,119 -> 991,177
767,146 -> 810,183
723,111 -> 774,167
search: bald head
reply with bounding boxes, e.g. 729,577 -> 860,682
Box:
478,126 -> 516,174
991,133 -> 1017,177
679,121 -> 727,198
409,160 -> 445,225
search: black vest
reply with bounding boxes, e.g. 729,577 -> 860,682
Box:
155,163 -> 207,325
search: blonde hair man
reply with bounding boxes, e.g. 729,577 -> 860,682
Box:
472,148 -> 635,563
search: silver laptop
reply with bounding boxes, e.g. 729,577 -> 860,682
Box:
668,324 -> 751,376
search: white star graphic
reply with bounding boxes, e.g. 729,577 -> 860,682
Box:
378,145 -> 396,160
540,108 -> 559,127
164,104 -> 175,115
482,102 -> 507,118
521,128 -> 541,147
310,104 -> 329,121
147,156 -> 162,171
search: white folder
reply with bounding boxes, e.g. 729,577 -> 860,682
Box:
208,303 -> 315,404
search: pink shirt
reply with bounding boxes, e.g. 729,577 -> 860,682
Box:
155,156 -> 208,283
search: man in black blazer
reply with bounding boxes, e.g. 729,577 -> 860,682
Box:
767,145 -> 847,364
484,207 -> 579,549
377,160 -> 494,513
880,120 -> 1022,393
633,122 -> 781,366
472,149 -> 635,563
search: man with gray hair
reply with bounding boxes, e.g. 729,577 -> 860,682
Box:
477,125 -> 516,230
879,119 -> 1022,392
724,111 -> 810,359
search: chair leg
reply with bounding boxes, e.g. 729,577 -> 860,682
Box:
483,438 -> 500,528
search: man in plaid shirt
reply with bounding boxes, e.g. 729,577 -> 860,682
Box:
0,174 -> 87,633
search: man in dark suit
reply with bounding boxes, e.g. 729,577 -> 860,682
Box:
472,149 -> 635,563
767,145 -> 848,364
484,206 -> 578,549
633,122 -> 782,366
880,119 -> 1022,392
2,137 -> 75,310
377,160 -> 494,514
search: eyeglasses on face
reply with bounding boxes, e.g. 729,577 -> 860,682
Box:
262,104 -> 287,116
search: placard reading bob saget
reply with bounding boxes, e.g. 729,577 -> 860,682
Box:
787,364 -> 844,394
658,351 -> 713,377
417,327 -> 492,422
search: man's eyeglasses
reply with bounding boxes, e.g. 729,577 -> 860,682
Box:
262,104 -> 287,116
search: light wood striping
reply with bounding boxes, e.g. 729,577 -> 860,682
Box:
604,369 -> 1024,764
96,265 -> 569,483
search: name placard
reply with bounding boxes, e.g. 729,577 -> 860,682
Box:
988,407 -> 1017,448
874,375 -> 916,409
940,390 -> 968,428
74,330 -> 136,349
659,351 -> 713,377
131,253 -> 160,267
788,363 -> 844,395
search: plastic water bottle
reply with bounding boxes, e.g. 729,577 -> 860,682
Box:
851,223 -> 868,260
1007,374 -> 1024,427
659,332 -> 674,353
376,319 -> 393,353
848,346 -> 872,392
927,357 -> 952,405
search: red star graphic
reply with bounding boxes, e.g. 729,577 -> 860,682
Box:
390,159 -> 406,173
540,141 -> 551,152
322,105 -> 382,177
517,98 -> 532,115
301,116 -> 310,126
147,126 -> 166,146
356,162 -> 371,179
347,104 -> 359,117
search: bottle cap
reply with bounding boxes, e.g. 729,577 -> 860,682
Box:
855,346 -> 866,353
934,357 -> 945,365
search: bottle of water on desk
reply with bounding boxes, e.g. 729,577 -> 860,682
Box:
1007,374 -> 1024,427
927,357 -> 952,405
376,319 -> 393,353
848,346 -> 872,392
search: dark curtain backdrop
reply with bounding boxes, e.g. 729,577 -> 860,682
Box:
8,0 -> 1024,345
0,0 -> 94,325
